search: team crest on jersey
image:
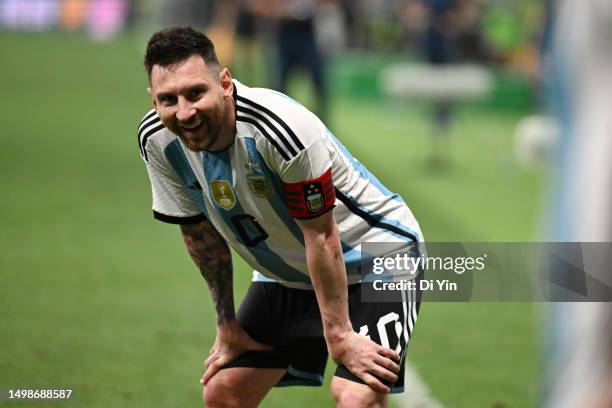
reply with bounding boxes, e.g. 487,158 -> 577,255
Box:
244,158 -> 271,198
210,180 -> 236,210
245,158 -> 261,172
304,182 -> 325,213
247,174 -> 271,198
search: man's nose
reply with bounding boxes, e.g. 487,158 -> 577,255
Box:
176,98 -> 196,122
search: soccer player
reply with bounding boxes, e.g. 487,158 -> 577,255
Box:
138,27 -> 423,407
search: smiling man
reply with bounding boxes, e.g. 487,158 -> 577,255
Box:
138,27 -> 423,408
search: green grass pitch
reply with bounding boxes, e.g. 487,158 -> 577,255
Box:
0,32 -> 540,407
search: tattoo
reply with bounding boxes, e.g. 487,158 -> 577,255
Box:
180,221 -> 234,324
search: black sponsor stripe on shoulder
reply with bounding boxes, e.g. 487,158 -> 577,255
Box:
237,115 -> 291,161
139,110 -> 157,128
335,188 -> 418,242
237,105 -> 298,157
138,117 -> 161,137
236,95 -> 305,151
138,116 -> 158,134
137,112 -> 157,156
139,120 -> 165,161
138,110 -> 158,134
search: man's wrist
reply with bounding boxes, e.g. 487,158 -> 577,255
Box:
323,324 -> 353,345
216,319 -> 242,339
324,326 -> 354,364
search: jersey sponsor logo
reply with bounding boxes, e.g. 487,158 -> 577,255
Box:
244,158 -> 272,198
304,182 -> 325,213
210,180 -> 236,210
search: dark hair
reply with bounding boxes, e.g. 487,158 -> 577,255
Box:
144,27 -> 219,79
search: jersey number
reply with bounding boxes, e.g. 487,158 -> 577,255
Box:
358,312 -> 404,354
231,214 -> 269,247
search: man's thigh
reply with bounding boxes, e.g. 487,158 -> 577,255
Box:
223,282 -> 328,387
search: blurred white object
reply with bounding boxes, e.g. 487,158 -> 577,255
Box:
379,63 -> 494,101
513,115 -> 559,168
544,0 -> 612,407
315,1 -> 346,55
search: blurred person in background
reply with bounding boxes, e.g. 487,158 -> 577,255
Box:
396,0 -> 459,169
249,0 -> 330,124
233,1 -> 260,84
161,0 -> 215,27
422,0 -> 457,66
422,0 -> 457,169
543,1 -> 612,407
338,0 -> 359,49
453,0 -> 488,62
398,0 -> 489,169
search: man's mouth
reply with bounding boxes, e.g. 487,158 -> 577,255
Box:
180,119 -> 204,132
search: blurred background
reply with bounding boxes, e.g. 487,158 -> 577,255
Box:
1,0 -> 609,407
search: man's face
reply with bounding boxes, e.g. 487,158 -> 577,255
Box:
149,55 -> 233,152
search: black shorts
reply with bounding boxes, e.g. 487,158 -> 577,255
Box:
222,282 -> 420,393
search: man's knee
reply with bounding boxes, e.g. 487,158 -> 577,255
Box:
202,367 -> 284,408
331,378 -> 388,408
203,370 -> 251,408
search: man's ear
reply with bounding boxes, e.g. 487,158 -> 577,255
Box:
219,68 -> 233,100
147,87 -> 157,109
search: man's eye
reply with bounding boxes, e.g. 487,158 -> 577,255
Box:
188,89 -> 204,100
160,96 -> 176,105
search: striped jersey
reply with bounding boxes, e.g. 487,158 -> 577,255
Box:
138,80 -> 423,289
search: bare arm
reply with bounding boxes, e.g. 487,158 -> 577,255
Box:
180,220 -> 234,324
297,211 -> 400,393
296,212 -> 352,340
180,220 -> 272,385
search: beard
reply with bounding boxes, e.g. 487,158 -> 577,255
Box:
179,120 -> 223,152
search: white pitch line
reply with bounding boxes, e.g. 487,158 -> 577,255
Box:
392,362 -> 445,408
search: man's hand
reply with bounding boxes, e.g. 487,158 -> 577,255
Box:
201,320 -> 273,385
328,330 -> 401,393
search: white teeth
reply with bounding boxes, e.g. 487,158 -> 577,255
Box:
182,121 -> 201,130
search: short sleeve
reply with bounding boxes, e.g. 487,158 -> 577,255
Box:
273,124 -> 336,219
143,140 -> 206,225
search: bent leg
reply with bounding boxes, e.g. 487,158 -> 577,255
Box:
203,367 -> 285,408
331,376 -> 388,408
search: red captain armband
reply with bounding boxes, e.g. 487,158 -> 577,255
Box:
282,168 -> 336,219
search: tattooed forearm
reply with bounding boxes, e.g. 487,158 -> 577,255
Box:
180,221 -> 234,325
